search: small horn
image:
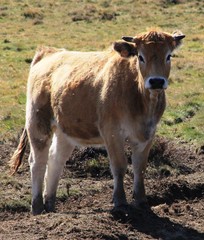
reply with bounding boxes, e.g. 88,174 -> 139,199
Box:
122,36 -> 134,42
172,31 -> 185,41
174,35 -> 185,41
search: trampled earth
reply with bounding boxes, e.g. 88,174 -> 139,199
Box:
0,137 -> 203,240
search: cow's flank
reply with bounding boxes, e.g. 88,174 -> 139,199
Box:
10,30 -> 185,215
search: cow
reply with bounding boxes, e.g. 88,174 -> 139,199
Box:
10,30 -> 185,215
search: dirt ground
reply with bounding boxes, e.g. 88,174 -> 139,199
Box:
0,137 -> 203,240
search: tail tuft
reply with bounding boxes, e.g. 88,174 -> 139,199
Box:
9,129 -> 28,175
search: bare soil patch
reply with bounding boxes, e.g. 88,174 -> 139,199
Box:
0,137 -> 203,239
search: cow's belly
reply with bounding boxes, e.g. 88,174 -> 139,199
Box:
65,135 -> 104,147
52,97 -> 102,145
58,119 -> 101,141
52,119 -> 103,146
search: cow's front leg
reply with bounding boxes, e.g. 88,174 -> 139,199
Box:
112,165 -> 127,207
131,141 -> 152,208
102,131 -> 127,207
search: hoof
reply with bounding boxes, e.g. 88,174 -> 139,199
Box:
44,202 -> 55,213
32,207 -> 45,216
131,200 -> 150,211
32,196 -> 44,215
44,196 -> 56,213
111,204 -> 134,222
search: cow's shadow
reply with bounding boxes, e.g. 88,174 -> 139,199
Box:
110,204 -> 204,240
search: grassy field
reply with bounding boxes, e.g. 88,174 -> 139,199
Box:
0,0 -> 204,147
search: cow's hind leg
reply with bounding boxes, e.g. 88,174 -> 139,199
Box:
26,96 -> 53,215
43,128 -> 74,212
28,135 -> 52,215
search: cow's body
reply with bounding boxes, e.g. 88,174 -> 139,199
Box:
10,30 -> 185,215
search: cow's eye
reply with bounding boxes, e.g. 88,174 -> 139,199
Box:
166,54 -> 171,62
138,55 -> 145,63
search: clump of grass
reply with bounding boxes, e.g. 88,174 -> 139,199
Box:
57,189 -> 68,202
85,156 -> 110,178
1,179 -> 23,190
57,187 -> 82,204
23,8 -> 44,20
147,164 -> 179,178
25,58 -> 33,64
0,6 -> 8,18
101,1 -> 110,8
0,199 -> 30,213
69,5 -> 97,22
100,11 -> 117,21
163,101 -> 201,126
68,5 -> 118,22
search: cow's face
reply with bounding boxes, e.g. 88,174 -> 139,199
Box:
114,30 -> 185,90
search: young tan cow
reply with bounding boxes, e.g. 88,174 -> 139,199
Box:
10,30 -> 185,215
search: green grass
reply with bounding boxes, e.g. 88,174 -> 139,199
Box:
0,0 -> 204,146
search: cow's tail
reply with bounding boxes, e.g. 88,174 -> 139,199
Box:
10,128 -> 28,175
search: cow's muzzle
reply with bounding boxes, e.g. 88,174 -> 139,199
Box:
145,77 -> 168,90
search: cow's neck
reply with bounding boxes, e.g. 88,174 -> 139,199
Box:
142,87 -> 165,127
137,89 -> 164,141
147,89 -> 161,118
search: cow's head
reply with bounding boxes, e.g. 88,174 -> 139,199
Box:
114,30 -> 185,90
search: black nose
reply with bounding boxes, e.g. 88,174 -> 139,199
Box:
149,78 -> 165,89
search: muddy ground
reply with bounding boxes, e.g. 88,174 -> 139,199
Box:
0,137 -> 203,240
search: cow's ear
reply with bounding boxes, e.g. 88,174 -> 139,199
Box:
113,41 -> 137,58
172,30 -> 185,48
